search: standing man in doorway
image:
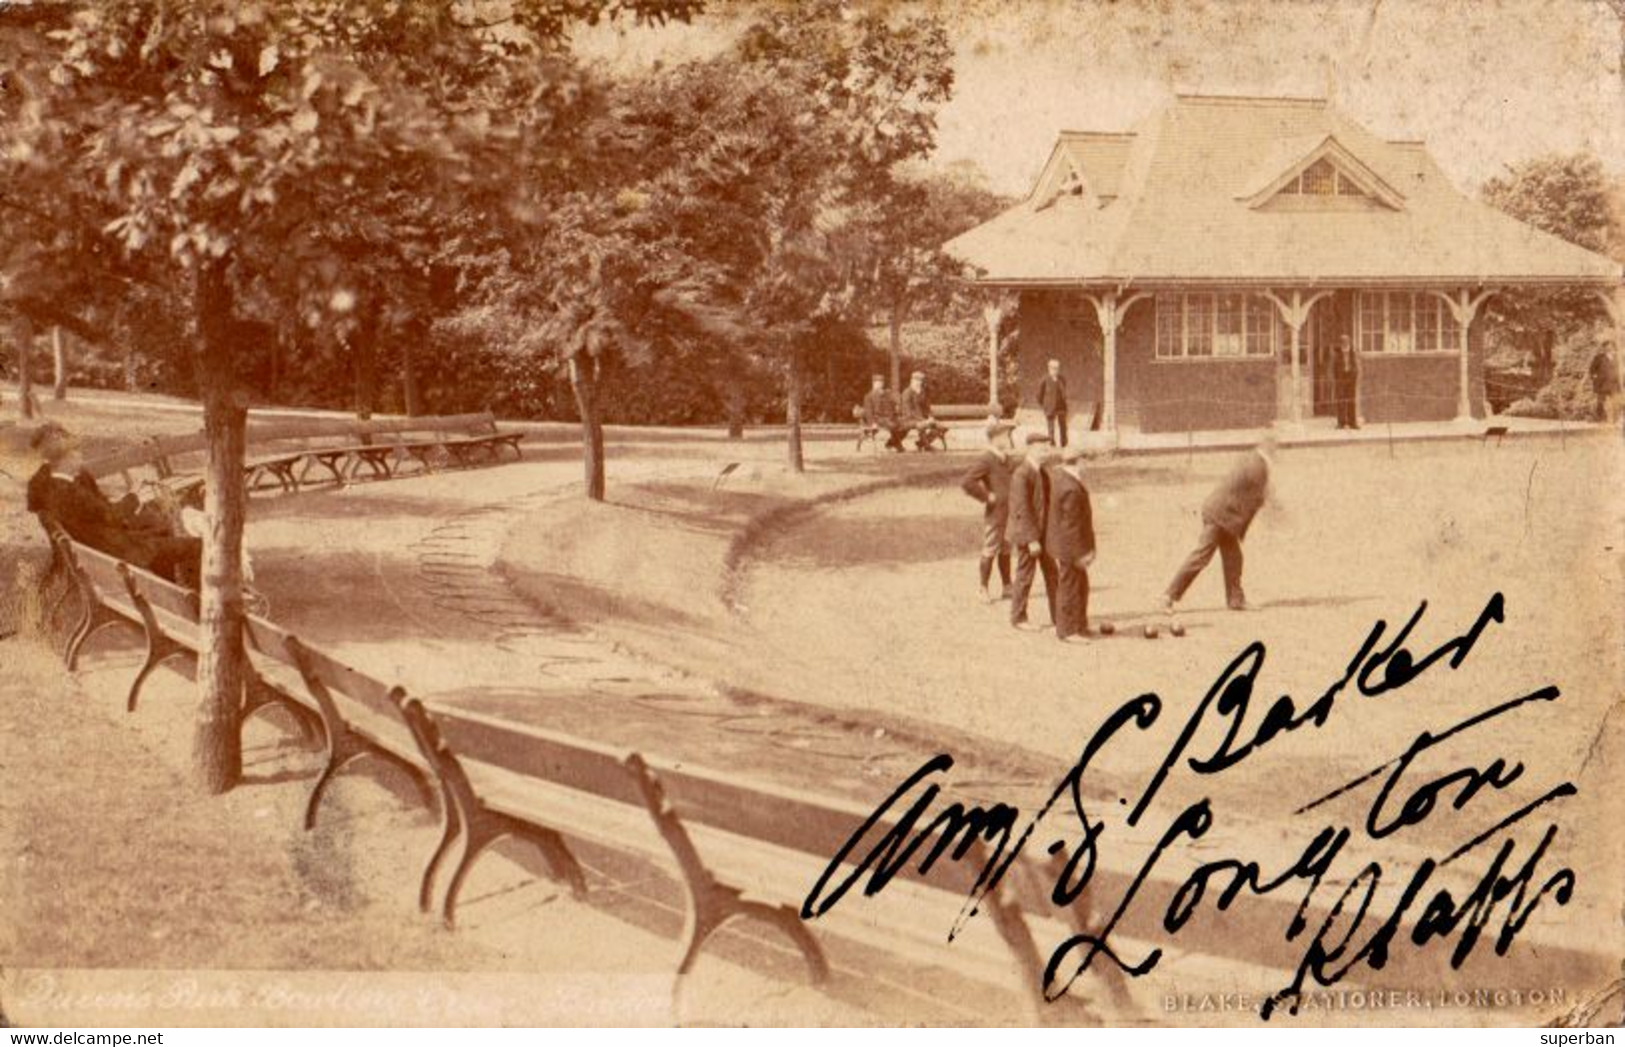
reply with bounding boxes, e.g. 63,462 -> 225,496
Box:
1008,433 -> 1058,631
1332,334 -> 1360,430
1038,358 -> 1069,447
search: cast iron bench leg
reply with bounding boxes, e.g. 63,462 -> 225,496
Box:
624,753 -> 829,988
125,630 -> 188,713
241,674 -> 322,748
419,789 -> 464,914
66,601 -> 131,672
305,737 -> 435,830
439,813 -> 586,930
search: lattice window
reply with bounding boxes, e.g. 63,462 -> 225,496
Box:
1156,293 -> 1277,358
1213,294 -> 1244,357
1300,158 -> 1337,195
1356,292 -> 1464,353
1245,296 -> 1276,356
1277,158 -> 1372,200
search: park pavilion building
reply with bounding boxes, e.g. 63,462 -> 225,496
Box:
946,94 -> 1624,437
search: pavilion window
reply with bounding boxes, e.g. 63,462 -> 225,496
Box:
1357,291 -> 1386,353
1213,293 -> 1244,356
1334,170 -> 1368,198
1300,158 -> 1337,196
1276,158 -> 1371,200
1356,291 -> 1464,353
1156,293 -> 1276,358
1155,294 -> 1182,358
1387,291 -> 1414,353
1415,293 -> 1441,351
1441,307 -> 1463,352
1244,295 -> 1275,355
1184,294 -> 1213,356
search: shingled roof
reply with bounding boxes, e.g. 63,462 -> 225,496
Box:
946,94 -> 1623,288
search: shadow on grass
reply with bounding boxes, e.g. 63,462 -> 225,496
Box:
757,512 -> 978,570
507,570 -> 711,634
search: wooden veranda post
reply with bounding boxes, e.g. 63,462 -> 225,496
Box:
1428,288 -> 1495,423
1081,289 -> 1149,435
982,296 -> 1008,410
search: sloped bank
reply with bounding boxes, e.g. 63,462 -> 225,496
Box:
490,455 -> 1094,798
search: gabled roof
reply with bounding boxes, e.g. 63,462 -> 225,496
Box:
1234,133 -> 1406,209
1030,132 -> 1137,209
946,94 -> 1622,287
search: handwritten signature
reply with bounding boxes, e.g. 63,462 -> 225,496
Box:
801,593 -> 1578,1020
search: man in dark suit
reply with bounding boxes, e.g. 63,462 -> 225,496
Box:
1037,358 -> 1069,447
26,424 -> 201,587
1007,433 -> 1058,630
1044,444 -> 1096,643
861,375 -> 905,452
899,371 -> 945,451
1590,348 -> 1619,424
960,419 -> 1017,602
1332,335 -> 1360,430
1162,433 -> 1275,616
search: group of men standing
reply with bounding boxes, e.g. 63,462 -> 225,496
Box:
960,418 -> 1276,642
960,422 -> 1095,642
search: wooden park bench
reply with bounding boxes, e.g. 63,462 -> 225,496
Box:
933,402 -> 1001,423
85,411 -> 527,500
243,623 -> 437,830
852,405 -> 950,453
392,698 -> 1127,1018
58,536 -> 315,738
348,411 -> 526,480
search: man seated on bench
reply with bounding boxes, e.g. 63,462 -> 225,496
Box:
899,370 -> 946,451
859,374 -> 908,452
25,424 -> 202,588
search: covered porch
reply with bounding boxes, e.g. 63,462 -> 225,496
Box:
976,282 -> 1625,439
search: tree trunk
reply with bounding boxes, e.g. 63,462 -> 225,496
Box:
352,293 -> 380,421
569,354 -> 606,501
786,340 -> 805,474
725,385 -> 745,439
15,314 -> 36,419
887,304 -> 904,393
402,325 -> 422,417
267,323 -> 285,404
51,326 -> 67,401
123,343 -> 138,392
192,259 -> 245,795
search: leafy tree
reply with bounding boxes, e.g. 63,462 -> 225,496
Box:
732,0 -> 954,470
855,166 -> 1008,394
1481,153 -> 1620,359
3,0 -> 698,793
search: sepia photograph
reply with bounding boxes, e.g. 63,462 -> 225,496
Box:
0,0 -> 1622,1032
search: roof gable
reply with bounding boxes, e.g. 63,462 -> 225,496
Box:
1030,145 -> 1093,210
1028,132 -> 1135,211
1236,133 -> 1406,210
